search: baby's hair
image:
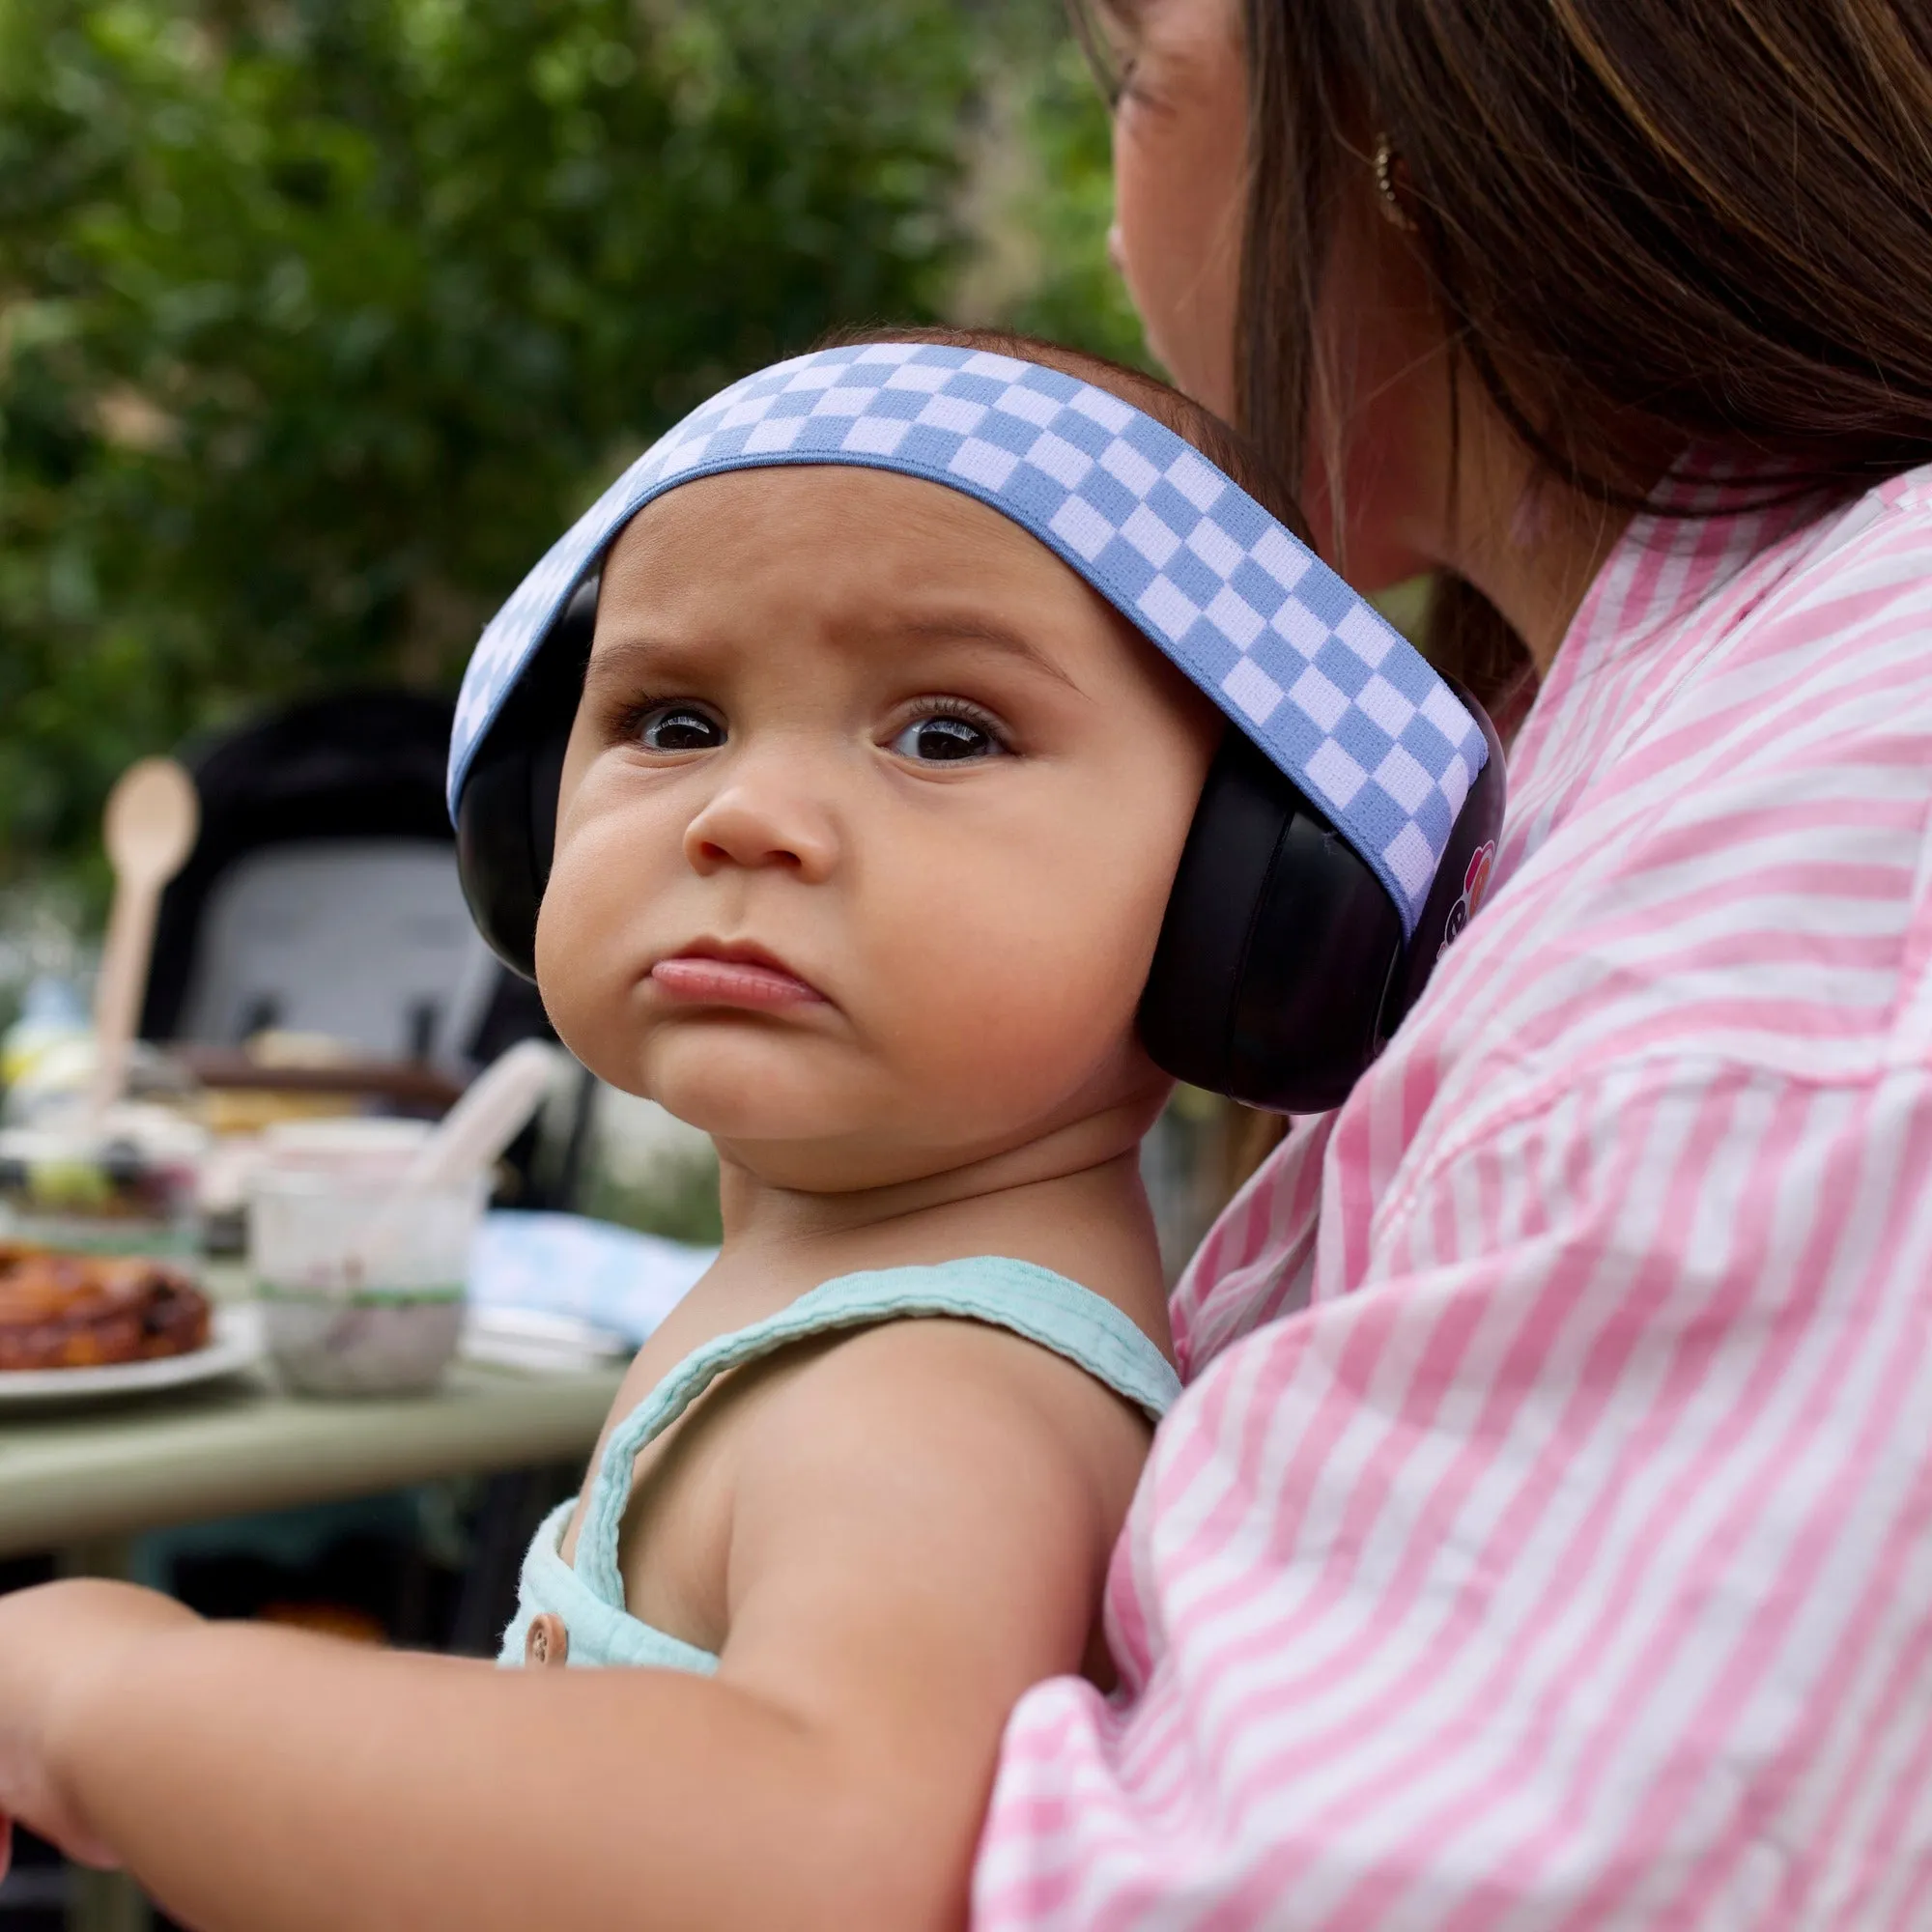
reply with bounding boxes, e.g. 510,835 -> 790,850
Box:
816,324 -> 1311,546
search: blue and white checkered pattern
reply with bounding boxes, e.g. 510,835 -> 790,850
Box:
448,342 -> 1488,936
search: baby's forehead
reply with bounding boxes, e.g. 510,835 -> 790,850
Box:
601,464 -> 1105,612
611,462 -> 1047,558
590,463 -> 1157,689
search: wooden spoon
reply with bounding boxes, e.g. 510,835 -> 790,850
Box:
88,757 -> 200,1125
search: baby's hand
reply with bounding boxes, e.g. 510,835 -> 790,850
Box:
0,1579 -> 197,1876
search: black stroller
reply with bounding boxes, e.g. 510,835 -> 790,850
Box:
141,687 -> 554,1083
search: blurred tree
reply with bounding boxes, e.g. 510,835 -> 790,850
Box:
0,0 -> 977,877
978,30 -> 1146,375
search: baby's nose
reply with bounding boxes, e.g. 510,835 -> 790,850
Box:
683,781 -> 838,880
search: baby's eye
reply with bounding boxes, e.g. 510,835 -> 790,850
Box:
888,711 -> 1007,764
635,703 -> 724,753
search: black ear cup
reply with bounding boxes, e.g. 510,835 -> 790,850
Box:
1137,676 -> 1507,1115
1137,732 -> 1406,1115
455,577 -> 598,979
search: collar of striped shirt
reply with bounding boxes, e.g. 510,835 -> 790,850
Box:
1517,453 -> 1842,774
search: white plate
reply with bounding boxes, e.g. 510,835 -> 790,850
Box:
460,1306 -> 633,1375
0,1304 -> 262,1406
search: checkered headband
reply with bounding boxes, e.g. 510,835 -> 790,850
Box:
449,342 -> 1489,937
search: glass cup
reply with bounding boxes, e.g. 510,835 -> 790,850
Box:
0,1114 -> 207,1266
248,1167 -> 485,1397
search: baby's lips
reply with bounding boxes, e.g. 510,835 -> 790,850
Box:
649,953 -> 829,1009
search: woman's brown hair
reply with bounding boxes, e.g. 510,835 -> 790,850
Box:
1234,0 -> 1932,703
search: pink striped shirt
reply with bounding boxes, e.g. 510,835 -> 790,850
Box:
975,460 -> 1932,1928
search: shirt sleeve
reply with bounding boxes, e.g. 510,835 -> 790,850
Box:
972,1041 -> 1932,1929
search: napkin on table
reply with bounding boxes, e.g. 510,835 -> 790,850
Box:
463,1209 -> 714,1371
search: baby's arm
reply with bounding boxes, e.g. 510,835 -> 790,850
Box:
8,1318 -> 1151,1931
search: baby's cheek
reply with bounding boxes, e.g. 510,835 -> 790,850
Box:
533,849 -> 638,1078
885,889 -> 1160,1113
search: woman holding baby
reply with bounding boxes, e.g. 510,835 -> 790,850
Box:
978,2 -> 1932,1924
5,0 -> 1932,1926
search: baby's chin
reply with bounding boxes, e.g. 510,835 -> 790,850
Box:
615,1024 -> 1167,1193
654,1088 -> 852,1160
639,1068 -> 1040,1196
636,1030 -> 859,1129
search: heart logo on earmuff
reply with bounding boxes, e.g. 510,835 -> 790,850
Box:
1437,840 -> 1497,958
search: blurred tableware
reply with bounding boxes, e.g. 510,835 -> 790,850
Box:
350,1040 -> 561,1278
249,1166 -> 486,1397
1,974 -> 90,1088
200,1114 -> 430,1208
177,1040 -> 462,1141
89,757 -> 200,1125
400,1040 -> 563,1195
466,1208 -> 711,1346
203,1116 -> 434,1235
461,1305 -> 632,1375
0,1303 -> 259,1406
259,1116 -> 436,1171
3,1035 -> 202,1129
0,1109 -> 208,1262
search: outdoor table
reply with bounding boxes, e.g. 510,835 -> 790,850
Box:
0,1352 -> 624,1561
0,1288 -> 627,1932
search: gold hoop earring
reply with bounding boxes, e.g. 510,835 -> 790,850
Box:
1374,134 -> 1418,233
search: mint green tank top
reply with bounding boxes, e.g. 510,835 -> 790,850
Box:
498,1257 -> 1181,1673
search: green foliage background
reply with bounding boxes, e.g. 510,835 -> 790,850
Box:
0,0 -> 1133,886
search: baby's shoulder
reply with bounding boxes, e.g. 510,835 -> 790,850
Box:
732,1305 -> 1159,1555
769,1293 -> 1154,1425
780,1254 -> 1179,1427
600,1252 -> 1173,1514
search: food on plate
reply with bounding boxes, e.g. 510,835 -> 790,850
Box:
0,1243 -> 211,1371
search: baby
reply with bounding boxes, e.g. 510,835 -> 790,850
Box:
0,329 -> 1494,1929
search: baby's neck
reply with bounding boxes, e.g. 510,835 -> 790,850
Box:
699,1117 -> 1172,1344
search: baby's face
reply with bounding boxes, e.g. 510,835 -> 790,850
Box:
536,465 -> 1219,1192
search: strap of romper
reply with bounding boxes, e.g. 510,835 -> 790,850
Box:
574,1256 -> 1181,1610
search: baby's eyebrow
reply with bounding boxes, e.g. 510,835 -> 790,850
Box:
581,631 -> 695,691
889,614 -> 1083,695
585,613 -> 1086,696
